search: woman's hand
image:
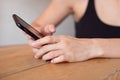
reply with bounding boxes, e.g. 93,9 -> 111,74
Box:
29,35 -> 103,63
31,23 -> 56,36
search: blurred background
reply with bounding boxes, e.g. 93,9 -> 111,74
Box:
0,0 -> 75,46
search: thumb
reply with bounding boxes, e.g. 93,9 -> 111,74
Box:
45,24 -> 56,35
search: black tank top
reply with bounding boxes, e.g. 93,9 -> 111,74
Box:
75,0 -> 120,38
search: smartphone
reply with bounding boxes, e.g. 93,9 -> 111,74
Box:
12,14 -> 44,40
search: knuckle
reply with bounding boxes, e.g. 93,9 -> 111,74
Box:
60,40 -> 68,48
49,52 -> 55,58
48,52 -> 54,57
46,36 -> 53,42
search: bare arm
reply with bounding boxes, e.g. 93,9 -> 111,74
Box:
95,39 -> 120,58
30,36 -> 120,63
31,0 -> 87,35
33,0 -> 73,27
28,0 -> 120,63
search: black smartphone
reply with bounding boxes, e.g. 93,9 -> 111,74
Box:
12,14 -> 44,40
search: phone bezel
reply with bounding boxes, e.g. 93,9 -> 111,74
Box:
13,14 -> 44,40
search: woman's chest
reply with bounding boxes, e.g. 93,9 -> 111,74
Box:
73,0 -> 120,27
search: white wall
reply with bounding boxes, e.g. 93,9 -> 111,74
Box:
0,0 -> 75,46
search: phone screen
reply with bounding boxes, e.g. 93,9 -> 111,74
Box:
12,14 -> 44,40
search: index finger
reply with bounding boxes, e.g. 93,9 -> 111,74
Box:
31,36 -> 59,48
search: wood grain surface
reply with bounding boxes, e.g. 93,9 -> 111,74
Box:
0,44 -> 120,80
0,44 -> 48,79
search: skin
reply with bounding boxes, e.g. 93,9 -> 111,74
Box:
28,0 -> 120,63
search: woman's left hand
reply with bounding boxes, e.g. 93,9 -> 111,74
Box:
29,36 -> 103,63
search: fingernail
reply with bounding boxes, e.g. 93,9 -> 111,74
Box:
48,25 -> 54,32
50,28 -> 55,32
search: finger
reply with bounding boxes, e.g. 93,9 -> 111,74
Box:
28,40 -> 39,53
45,25 -> 51,34
34,44 -> 59,59
32,23 -> 55,35
42,50 -> 62,61
32,48 -> 39,53
31,22 -> 42,32
49,24 -> 56,33
31,23 -> 46,36
31,36 -> 59,48
45,25 -> 56,35
28,39 -> 35,46
51,55 -> 65,63
28,39 -> 34,45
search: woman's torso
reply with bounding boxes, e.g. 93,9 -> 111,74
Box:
72,0 -> 120,38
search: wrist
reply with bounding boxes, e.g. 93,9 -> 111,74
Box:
90,39 -> 104,58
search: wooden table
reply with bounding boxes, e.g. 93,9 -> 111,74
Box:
0,44 -> 120,80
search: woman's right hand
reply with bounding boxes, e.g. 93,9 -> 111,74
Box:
32,23 -> 56,36
28,24 -> 56,54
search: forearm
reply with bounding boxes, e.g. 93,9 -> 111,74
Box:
94,38 -> 120,58
32,0 -> 72,27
